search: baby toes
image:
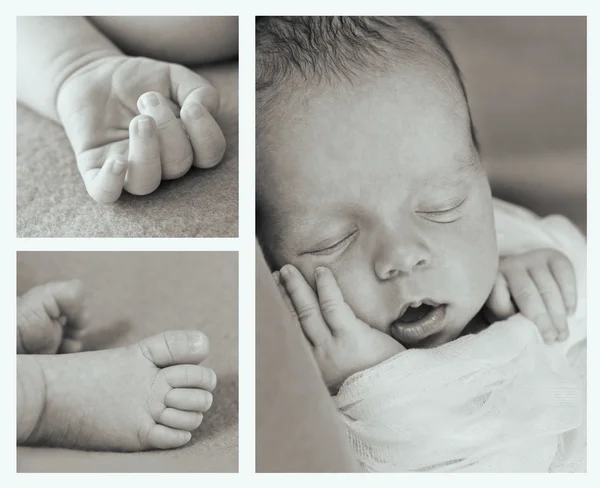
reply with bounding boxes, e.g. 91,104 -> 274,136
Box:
146,424 -> 192,450
165,388 -> 213,413
162,364 -> 217,392
159,408 -> 203,431
138,330 -> 210,367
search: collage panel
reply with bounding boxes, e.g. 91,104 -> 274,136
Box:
255,16 -> 586,473
16,251 -> 238,472
17,16 -> 238,238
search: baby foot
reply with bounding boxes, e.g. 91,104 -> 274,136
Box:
17,330 -> 216,451
277,265 -> 404,394
17,280 -> 86,355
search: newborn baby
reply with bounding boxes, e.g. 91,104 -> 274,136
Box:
17,280 -> 216,451
255,17 -> 585,471
17,16 -> 237,203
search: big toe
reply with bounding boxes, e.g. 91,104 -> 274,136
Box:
138,330 -> 210,367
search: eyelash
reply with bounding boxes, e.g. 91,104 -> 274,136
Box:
311,231 -> 357,256
419,198 -> 466,221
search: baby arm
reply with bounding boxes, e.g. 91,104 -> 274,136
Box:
485,248 -> 577,343
275,265 -> 404,394
17,17 -> 226,203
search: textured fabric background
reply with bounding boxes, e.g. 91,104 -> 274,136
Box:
17,63 -> 238,237
17,251 -> 238,472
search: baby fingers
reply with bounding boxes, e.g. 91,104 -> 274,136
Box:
137,92 -> 193,179
125,115 -> 162,195
279,264 -> 332,347
485,272 -> 517,321
83,158 -> 128,204
548,252 -> 578,316
506,269 -> 559,343
314,267 -> 356,336
272,271 -> 298,323
529,267 -> 569,341
181,103 -> 226,169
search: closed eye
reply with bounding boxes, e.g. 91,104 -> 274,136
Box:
309,231 -> 357,256
418,198 -> 467,222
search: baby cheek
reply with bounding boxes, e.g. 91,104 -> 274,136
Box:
330,261 -> 389,332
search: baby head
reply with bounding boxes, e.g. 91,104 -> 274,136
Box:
256,17 -> 499,347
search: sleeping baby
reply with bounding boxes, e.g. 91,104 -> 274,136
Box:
255,16 -> 586,472
17,16 -> 237,203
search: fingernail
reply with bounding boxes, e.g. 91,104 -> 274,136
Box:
185,103 -> 205,120
138,118 -> 154,138
183,431 -> 192,443
280,265 -> 291,280
112,160 -> 127,175
141,92 -> 160,108
315,267 -> 327,279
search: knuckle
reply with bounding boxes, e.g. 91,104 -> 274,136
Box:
319,297 -> 340,315
296,303 -> 319,322
536,285 -> 557,298
512,285 -> 536,301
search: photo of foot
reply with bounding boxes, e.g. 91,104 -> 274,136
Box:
255,16 -> 586,473
17,16 -> 238,237
17,251 -> 238,472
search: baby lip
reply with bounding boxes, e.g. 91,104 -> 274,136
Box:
395,298 -> 440,321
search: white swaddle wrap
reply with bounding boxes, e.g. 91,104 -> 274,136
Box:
333,199 -> 587,472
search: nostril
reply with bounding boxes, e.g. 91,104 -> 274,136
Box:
416,259 -> 427,268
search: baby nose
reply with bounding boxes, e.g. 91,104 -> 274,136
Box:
374,232 -> 430,280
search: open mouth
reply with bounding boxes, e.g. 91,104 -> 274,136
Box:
391,303 -> 447,346
397,304 -> 435,323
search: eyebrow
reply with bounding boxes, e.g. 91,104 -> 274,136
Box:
429,155 -> 479,187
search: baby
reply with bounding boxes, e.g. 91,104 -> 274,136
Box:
17,16 -> 237,203
17,280 -> 216,451
255,16 -> 581,394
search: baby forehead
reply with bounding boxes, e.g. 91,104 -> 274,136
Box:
261,78 -> 471,171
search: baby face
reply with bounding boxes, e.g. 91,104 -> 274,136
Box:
259,67 -> 499,347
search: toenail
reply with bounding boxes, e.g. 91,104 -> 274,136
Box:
203,392 -> 213,409
111,160 -> 127,176
141,93 -> 160,108
191,335 -> 208,354
185,103 -> 205,120
138,118 -> 154,138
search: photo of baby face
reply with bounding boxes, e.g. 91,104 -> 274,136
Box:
257,29 -> 498,348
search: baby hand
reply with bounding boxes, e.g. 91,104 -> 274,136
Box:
56,55 -> 226,203
275,265 -> 405,394
17,280 -> 88,354
485,249 -> 577,343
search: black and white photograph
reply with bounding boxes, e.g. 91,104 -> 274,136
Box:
255,16 -> 587,473
16,251 -> 238,472
17,16 -> 239,237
